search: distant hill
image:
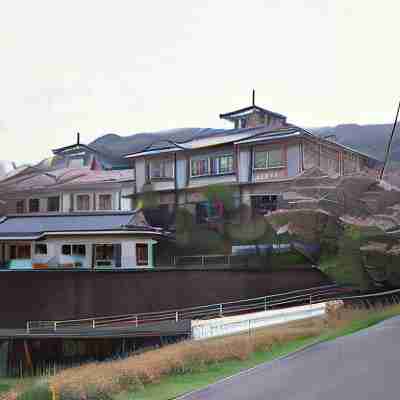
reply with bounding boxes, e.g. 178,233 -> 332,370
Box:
89,123 -> 399,163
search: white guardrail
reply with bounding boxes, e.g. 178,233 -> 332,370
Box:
26,284 -> 342,333
191,302 -> 328,340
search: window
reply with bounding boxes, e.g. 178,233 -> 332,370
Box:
47,196 -> 60,212
10,244 -> 31,259
34,244 -> 47,255
254,149 -> 284,169
69,158 -> 84,168
76,195 -> 90,211
95,244 -> 114,260
191,159 -> 209,177
212,155 -> 234,174
191,154 -> 234,177
16,200 -> 25,214
150,160 -> 173,179
62,244 -> 86,256
29,199 -> 40,213
251,195 -> 279,215
136,243 -> 148,266
98,194 -> 112,210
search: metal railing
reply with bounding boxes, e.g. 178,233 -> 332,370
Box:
26,284 -> 344,333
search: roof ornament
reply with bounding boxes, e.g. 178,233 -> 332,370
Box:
77,132 -> 80,145
252,89 -> 255,107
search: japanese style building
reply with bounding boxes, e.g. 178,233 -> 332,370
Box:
0,94 -> 378,268
0,211 -> 163,269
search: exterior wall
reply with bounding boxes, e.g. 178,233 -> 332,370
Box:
135,158 -> 146,193
1,236 -> 157,269
238,147 -> 251,183
3,186 -> 134,214
176,155 -> 187,189
0,268 -> 331,328
287,144 -> 300,177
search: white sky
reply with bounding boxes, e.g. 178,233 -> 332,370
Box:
0,0 -> 399,164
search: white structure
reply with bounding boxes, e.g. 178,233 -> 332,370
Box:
191,302 -> 327,340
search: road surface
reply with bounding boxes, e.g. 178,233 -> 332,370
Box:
178,316 -> 400,400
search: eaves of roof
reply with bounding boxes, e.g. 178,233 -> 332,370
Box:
219,105 -> 286,120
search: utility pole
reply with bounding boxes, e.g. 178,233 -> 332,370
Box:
380,101 -> 400,181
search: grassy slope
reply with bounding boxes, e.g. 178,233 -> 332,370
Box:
120,305 -> 400,400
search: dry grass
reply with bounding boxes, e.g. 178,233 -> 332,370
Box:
2,303 -> 396,400
49,310 -> 347,399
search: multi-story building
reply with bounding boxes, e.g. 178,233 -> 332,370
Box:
125,101 -> 376,222
0,99 -> 377,270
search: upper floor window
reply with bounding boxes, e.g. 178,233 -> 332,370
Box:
191,158 -> 209,177
47,196 -> 60,212
98,194 -> 112,210
254,148 -> 285,169
16,200 -> 25,214
29,198 -> 40,213
76,194 -> 90,211
191,154 -> 234,177
213,155 -> 234,174
150,159 -> 174,179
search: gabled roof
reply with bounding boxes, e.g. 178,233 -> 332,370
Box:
0,211 -> 163,240
0,168 -> 135,195
219,105 -> 287,121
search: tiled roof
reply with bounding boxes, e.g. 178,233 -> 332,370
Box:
0,168 -> 135,194
0,211 -> 160,240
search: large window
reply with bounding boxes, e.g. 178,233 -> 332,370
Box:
47,196 -> 60,212
98,194 -> 112,210
254,148 -> 285,169
136,243 -> 148,266
95,244 -> 116,267
29,199 -> 40,213
191,154 -> 234,177
16,200 -> 25,214
76,194 -> 90,211
10,244 -> 31,259
150,159 -> 174,179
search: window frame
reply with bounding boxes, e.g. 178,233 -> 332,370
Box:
136,243 -> 149,266
16,200 -> 25,214
61,244 -> 86,257
149,159 -> 174,179
47,196 -> 60,212
76,194 -> 91,211
253,148 -> 285,170
28,198 -> 40,213
98,194 -> 113,211
190,153 -> 234,178
34,243 -> 48,256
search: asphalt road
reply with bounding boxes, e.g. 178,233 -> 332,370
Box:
178,316 -> 400,400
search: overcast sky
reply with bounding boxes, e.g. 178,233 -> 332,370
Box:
0,0 -> 399,164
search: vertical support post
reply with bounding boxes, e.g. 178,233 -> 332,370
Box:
175,311 -> 179,322
92,320 -> 96,329
264,296 -> 267,311
26,322 -> 30,333
219,304 -> 223,317
309,295 -> 313,305
135,316 -> 138,327
54,322 -> 57,332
